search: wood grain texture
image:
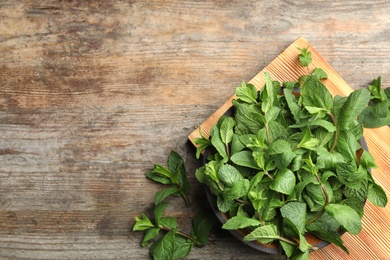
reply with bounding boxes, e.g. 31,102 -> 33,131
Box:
0,0 -> 389,259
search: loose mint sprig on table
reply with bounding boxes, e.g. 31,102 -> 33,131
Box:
194,47 -> 388,259
133,151 -> 216,260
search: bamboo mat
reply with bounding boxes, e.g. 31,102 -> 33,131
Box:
188,36 -> 390,259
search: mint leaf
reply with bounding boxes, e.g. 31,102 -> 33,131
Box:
230,150 -> 261,169
193,128 -> 211,159
368,182 -> 388,207
154,187 -> 179,205
368,76 -> 385,100
141,227 -> 160,247
311,67 -> 328,79
280,202 -> 307,234
222,179 -> 249,200
218,164 -> 243,187
146,167 -> 172,185
154,202 -> 170,221
284,88 -> 301,123
149,229 -> 176,260
307,213 -> 348,253
244,224 -> 280,244
232,99 -> 265,134
217,195 -> 235,213
210,125 -> 228,160
325,204 -> 362,235
280,240 -> 296,258
270,168 -> 296,195
304,183 -> 326,211
220,117 -> 236,145
298,46 -> 312,67
133,213 -> 154,231
336,130 -> 359,164
172,236 -> 193,259
236,81 -> 258,103
301,76 -> 333,114
158,217 -> 177,229
222,215 -> 262,230
337,88 -> 370,130
358,104 -> 390,128
190,212 -> 216,246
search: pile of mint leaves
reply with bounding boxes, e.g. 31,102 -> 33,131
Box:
134,47 -> 389,260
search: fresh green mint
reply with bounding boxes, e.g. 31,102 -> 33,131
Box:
194,47 -> 388,259
133,151 -> 216,260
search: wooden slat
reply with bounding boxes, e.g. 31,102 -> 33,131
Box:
188,36 -> 390,259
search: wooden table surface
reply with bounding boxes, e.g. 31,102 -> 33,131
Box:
1,1 -> 389,259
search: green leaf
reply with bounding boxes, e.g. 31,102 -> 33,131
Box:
301,76 -> 333,114
280,240 -> 296,258
280,202 -> 307,234
342,198 -> 364,218
158,217 -> 177,229
210,125 -> 228,160
336,130 -> 359,164
168,151 -> 183,177
243,224 -> 280,244
268,139 -> 291,154
344,180 -> 368,204
218,164 -> 243,187
141,227 -> 160,247
284,88 -> 301,123
304,183 -> 325,212
368,76 -> 385,100
193,127 -> 211,159
153,235 -> 194,259
358,103 -> 390,128
232,99 -> 265,134
222,216 -> 262,230
154,202 -> 169,221
230,150 -> 261,170
315,147 -> 345,170
311,67 -> 328,79
337,88 -> 371,130
146,168 -> 172,185
190,212 -> 217,246
268,120 -> 289,142
263,72 -> 277,113
154,187 -> 179,205
217,194 -> 235,213
298,46 -> 312,67
166,152 -> 190,202
270,168 -> 296,195
336,163 -> 366,189
325,204 -> 362,235
133,213 -> 154,231
231,134 -> 245,155
297,127 -> 319,150
222,179 -> 249,200
220,117 -> 236,145
172,236 -> 193,259
236,82 -> 258,103
317,225 -> 348,251
368,182 -> 388,207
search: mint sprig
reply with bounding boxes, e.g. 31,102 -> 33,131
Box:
133,151 -> 217,259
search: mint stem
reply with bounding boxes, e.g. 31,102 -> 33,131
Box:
307,175 -> 329,224
160,226 -> 198,245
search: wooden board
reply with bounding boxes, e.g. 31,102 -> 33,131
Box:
188,36 -> 390,259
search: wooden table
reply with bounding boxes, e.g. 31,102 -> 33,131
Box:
1,1 -> 389,259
